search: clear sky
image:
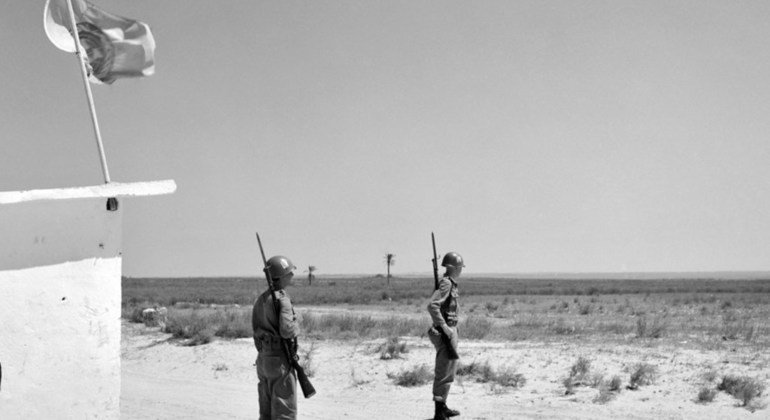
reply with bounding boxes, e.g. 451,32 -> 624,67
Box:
2,1 -> 770,277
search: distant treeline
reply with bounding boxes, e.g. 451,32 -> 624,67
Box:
122,276 -> 770,307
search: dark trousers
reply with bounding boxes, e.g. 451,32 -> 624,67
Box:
257,350 -> 297,420
429,326 -> 458,402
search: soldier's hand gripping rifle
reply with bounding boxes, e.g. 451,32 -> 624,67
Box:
256,233 -> 316,399
431,232 -> 460,360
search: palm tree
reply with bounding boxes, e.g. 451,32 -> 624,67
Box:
384,253 -> 395,286
305,265 -> 316,286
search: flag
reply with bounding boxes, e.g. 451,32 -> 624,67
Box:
44,0 -> 155,84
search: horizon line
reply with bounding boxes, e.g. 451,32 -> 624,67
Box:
123,269 -> 770,280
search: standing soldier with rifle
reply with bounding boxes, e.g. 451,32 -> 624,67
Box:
428,233 -> 463,420
253,234 -> 315,420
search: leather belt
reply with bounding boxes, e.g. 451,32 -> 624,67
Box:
256,335 -> 284,352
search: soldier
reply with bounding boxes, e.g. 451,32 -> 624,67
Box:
427,251 -> 464,420
252,255 -> 300,420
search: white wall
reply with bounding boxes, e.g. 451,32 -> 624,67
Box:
0,180 -> 174,419
0,198 -> 122,419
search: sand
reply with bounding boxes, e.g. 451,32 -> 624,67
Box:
121,318 -> 768,419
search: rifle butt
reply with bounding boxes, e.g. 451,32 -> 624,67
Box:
295,366 -> 316,398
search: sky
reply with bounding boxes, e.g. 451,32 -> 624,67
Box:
2,1 -> 770,277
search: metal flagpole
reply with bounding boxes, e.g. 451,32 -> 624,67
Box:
64,0 -> 111,184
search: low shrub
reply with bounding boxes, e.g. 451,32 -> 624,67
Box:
578,303 -> 593,315
718,375 -> 765,407
635,315 -> 667,338
125,306 -> 146,323
213,310 -> 251,339
456,360 -> 495,382
378,336 -> 409,360
485,301 -> 500,313
569,357 -> 592,383
162,308 -> 252,345
593,387 -> 616,404
563,376 -> 575,395
461,316 -> 493,340
300,313 -> 424,339
720,314 -> 760,342
627,363 -> 657,390
588,373 -> 604,388
493,366 -> 526,389
456,360 -> 525,391
608,375 -> 622,392
186,327 -> 215,346
697,387 -> 717,403
389,364 -> 432,387
551,318 -> 577,335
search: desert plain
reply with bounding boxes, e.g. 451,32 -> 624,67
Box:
121,276 -> 770,419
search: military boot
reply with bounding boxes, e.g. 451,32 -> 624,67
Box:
433,401 -> 448,420
434,401 -> 460,419
443,404 -> 460,418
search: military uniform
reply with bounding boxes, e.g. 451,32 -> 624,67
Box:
252,288 -> 299,420
427,274 -> 459,403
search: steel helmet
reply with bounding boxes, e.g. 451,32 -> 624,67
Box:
266,255 -> 296,279
441,252 -> 465,268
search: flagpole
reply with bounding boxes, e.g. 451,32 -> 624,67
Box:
64,0 -> 111,184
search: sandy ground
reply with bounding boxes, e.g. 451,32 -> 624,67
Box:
121,319 -> 769,419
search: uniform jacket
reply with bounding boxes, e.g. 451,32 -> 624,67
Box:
252,288 -> 299,343
427,275 -> 459,329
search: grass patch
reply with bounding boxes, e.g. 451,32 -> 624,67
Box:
124,277 -> 770,346
162,308 -> 250,345
550,318 -> 578,335
608,375 -> 622,391
563,376 -> 576,395
697,387 -> 717,404
635,315 -> 668,338
456,360 -> 525,391
389,364 -> 432,387
593,386 -> 616,404
592,373 -> 623,403
461,316 -> 493,340
377,336 -> 409,360
300,313 -> 424,340
627,363 -> 657,390
569,356 -> 592,383
563,356 -> 594,394
492,366 -> 526,389
124,277 -> 770,308
718,375 -> 765,407
123,306 -> 146,323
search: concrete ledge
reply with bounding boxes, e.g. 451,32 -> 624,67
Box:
0,180 -> 176,204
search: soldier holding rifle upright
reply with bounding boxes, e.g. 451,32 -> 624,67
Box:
428,236 -> 464,420
252,254 -> 301,420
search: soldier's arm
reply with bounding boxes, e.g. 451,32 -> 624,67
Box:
427,278 -> 452,332
251,300 -> 260,349
278,291 -> 299,339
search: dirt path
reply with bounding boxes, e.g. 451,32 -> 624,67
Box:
121,321 -> 768,419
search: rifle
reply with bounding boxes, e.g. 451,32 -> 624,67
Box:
431,232 -> 460,360
256,233 -> 316,399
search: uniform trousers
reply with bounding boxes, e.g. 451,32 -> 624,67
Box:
257,348 -> 297,420
429,325 -> 458,402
